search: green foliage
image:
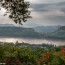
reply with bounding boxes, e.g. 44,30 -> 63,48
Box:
0,43 -> 65,65
0,0 -> 31,24
42,44 -> 54,49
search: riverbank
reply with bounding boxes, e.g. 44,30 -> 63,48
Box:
0,37 -> 65,46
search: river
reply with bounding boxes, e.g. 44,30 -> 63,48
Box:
0,37 -> 65,46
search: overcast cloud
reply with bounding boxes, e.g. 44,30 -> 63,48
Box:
0,0 -> 65,27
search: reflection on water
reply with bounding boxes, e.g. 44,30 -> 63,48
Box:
0,37 -> 65,46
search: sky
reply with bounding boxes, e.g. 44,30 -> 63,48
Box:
0,0 -> 65,27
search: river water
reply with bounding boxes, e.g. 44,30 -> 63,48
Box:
0,37 -> 65,46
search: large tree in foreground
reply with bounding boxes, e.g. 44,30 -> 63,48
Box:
0,0 -> 31,25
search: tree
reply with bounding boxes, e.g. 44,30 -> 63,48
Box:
0,0 -> 31,25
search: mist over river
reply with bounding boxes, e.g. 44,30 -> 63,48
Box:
0,37 -> 65,46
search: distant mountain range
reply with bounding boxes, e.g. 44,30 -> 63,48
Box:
0,24 -> 61,34
0,24 -> 65,40
0,24 -> 15,27
32,25 -> 61,33
47,26 -> 65,39
0,27 -> 42,38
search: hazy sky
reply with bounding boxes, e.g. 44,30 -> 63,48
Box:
0,0 -> 65,27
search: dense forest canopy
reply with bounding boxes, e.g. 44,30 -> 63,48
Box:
0,0 -> 31,25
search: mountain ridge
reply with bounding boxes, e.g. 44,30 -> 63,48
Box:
32,25 -> 61,33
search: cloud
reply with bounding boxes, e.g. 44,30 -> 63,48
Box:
61,8 -> 65,13
0,0 -> 65,27
30,2 -> 65,12
0,8 -> 15,24
45,15 -> 65,25
30,2 -> 65,18
30,4 -> 50,12
26,1 -> 65,27
25,0 -> 65,4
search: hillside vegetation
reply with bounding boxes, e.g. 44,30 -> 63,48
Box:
0,26 -> 65,40
47,26 -> 65,39
0,27 -> 42,38
32,25 -> 61,33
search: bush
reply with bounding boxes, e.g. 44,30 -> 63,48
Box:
0,43 -> 65,65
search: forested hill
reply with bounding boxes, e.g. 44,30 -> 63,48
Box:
59,26 -> 65,30
32,25 -> 61,33
0,27 -> 42,38
46,26 -> 65,39
0,26 -> 65,39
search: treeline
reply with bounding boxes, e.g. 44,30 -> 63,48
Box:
45,26 -> 65,40
0,27 -> 43,38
